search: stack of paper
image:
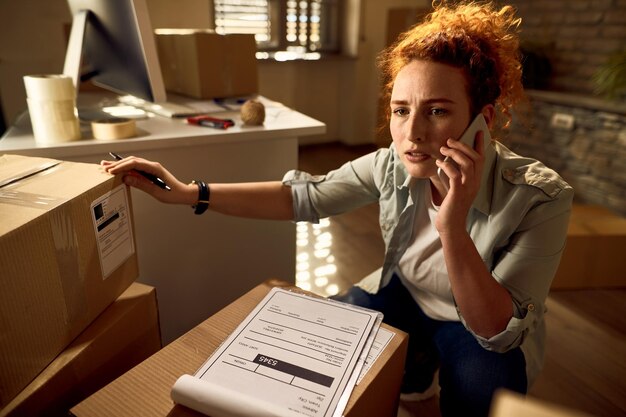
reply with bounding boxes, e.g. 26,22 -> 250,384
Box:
171,287 -> 387,417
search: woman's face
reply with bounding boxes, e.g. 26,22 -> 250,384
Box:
390,59 -> 473,179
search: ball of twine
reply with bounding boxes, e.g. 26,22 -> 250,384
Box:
240,99 -> 265,126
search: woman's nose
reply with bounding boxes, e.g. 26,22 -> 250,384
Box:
407,115 -> 424,142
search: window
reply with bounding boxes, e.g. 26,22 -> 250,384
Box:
214,0 -> 341,57
214,0 -> 275,47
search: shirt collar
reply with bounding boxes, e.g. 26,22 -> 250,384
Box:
390,143 -> 412,190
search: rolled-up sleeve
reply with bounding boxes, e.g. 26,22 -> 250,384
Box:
465,187 -> 573,352
461,308 -> 533,353
282,152 -> 382,223
281,170 -> 325,223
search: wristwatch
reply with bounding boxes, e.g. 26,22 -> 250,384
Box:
191,180 -> 210,215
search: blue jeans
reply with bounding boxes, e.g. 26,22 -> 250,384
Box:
332,274 -> 527,417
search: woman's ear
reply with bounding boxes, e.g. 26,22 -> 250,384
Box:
481,104 -> 496,128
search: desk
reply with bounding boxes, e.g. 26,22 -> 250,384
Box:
0,95 -> 325,344
70,280 -> 408,417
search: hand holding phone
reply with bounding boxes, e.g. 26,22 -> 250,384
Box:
437,114 -> 490,192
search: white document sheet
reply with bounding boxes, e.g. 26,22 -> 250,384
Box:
171,288 -> 382,417
330,314 -> 382,417
356,327 -> 394,385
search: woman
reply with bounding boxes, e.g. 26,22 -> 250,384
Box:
102,3 -> 573,416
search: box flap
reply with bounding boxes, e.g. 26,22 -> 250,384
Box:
0,154 -> 61,188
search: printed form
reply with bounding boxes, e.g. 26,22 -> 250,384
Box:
171,288 -> 382,417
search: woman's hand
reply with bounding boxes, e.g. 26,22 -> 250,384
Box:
101,156 -> 197,205
434,131 -> 485,235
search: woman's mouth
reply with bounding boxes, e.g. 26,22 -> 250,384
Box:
404,150 -> 431,163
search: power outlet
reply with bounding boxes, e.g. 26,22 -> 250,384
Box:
550,113 -> 575,130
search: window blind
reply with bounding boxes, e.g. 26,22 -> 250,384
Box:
214,0 -> 339,53
214,0 -> 272,43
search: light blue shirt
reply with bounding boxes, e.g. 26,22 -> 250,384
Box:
282,141 -> 573,385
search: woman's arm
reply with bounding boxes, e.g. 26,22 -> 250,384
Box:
434,135 -> 571,340
434,135 -> 513,338
209,182 -> 294,220
101,156 -> 294,220
439,229 -> 513,339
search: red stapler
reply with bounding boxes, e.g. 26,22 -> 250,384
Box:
186,115 -> 235,129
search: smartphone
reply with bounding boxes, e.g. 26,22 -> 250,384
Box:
437,113 -> 490,191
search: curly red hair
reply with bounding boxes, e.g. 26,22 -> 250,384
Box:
378,1 -> 524,127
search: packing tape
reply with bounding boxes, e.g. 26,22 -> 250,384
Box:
91,118 -> 136,140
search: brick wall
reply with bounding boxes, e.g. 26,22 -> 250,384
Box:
492,1 -> 626,216
501,0 -> 626,95
503,90 -> 626,216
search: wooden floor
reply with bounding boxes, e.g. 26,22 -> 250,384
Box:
297,142 -> 626,417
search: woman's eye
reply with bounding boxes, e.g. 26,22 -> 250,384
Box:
392,108 -> 409,116
429,108 -> 447,116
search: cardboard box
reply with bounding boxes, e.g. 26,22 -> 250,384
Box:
552,204 -> 626,289
0,282 -> 160,417
0,154 -> 139,408
71,280 -> 408,417
155,29 -> 258,99
490,389 -> 596,417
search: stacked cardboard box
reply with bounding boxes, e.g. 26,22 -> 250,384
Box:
0,282 -> 160,417
155,29 -> 258,99
0,154 -> 139,408
552,204 -> 626,289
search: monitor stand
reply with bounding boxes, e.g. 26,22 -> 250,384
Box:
63,9 -> 89,89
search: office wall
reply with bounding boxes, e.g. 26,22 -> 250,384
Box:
147,0 -> 213,29
0,0 -> 69,127
0,0 -> 427,145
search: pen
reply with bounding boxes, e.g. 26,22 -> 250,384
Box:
108,152 -> 171,191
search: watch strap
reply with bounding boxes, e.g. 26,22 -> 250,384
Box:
191,180 -> 210,215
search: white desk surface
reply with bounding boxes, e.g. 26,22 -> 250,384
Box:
0,95 -> 325,158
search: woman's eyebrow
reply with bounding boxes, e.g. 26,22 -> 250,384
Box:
390,98 -> 456,105
424,98 -> 455,104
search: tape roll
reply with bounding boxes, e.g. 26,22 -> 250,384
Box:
91,118 -> 136,140
23,74 -> 81,144
23,74 -> 76,100
27,98 -> 81,144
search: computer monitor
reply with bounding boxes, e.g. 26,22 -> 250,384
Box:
63,0 -> 167,105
